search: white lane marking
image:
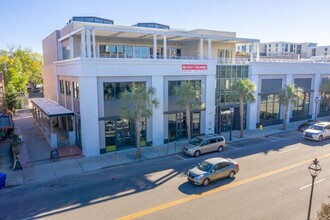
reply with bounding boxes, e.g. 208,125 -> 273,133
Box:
176,155 -> 189,160
279,147 -> 300,154
228,146 -> 243,151
299,179 -> 325,190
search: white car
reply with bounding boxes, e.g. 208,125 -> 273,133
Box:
303,122 -> 330,141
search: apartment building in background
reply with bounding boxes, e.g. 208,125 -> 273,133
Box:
236,41 -> 318,59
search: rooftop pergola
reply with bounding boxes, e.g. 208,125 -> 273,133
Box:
58,23 -> 260,61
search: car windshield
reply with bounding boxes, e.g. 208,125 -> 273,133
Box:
197,161 -> 212,172
309,125 -> 324,131
189,137 -> 203,146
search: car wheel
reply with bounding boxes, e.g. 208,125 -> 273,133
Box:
202,178 -> 210,186
194,150 -> 201,157
228,171 -> 235,178
218,146 -> 224,152
319,135 -> 323,142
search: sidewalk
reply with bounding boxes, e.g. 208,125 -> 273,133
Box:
0,112 -> 300,188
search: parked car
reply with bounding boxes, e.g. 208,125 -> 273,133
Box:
182,134 -> 226,157
303,122 -> 330,141
187,157 -> 239,186
298,120 -> 320,132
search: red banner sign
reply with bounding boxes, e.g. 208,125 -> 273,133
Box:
182,64 -> 207,71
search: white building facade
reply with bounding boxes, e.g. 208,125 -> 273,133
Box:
42,17 -> 330,157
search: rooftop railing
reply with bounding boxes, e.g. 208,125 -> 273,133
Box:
98,53 -> 206,60
216,57 -> 330,64
217,58 -> 249,65
75,53 -> 330,64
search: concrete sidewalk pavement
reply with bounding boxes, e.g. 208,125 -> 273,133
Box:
0,119 -> 300,188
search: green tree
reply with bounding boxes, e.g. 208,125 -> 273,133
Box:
13,49 -> 43,88
174,81 -> 202,141
0,47 -> 42,112
278,84 -> 304,130
120,83 -> 159,159
317,197 -> 330,220
231,78 -> 256,138
4,84 -> 18,114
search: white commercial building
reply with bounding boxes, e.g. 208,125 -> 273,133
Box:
41,17 -> 330,157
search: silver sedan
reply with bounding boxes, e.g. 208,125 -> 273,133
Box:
187,157 -> 239,186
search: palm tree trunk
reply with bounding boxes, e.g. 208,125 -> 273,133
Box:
186,105 -> 191,141
135,118 -> 141,159
240,98 -> 244,138
283,101 -> 288,130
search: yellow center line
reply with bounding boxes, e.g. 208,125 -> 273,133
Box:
117,153 -> 330,220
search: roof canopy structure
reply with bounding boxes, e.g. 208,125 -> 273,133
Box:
59,23 -> 259,45
31,98 -> 74,117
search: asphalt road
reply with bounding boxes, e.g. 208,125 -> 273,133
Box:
1,130 -> 330,220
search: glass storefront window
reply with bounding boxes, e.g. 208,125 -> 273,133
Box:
292,92 -> 310,117
259,94 -> 280,121
104,117 -> 146,152
215,65 -> 249,132
109,45 -> 116,56
117,45 -> 124,58
320,93 -> 330,113
125,46 -> 133,58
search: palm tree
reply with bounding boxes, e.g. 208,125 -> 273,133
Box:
231,78 -> 256,138
278,84 -> 304,130
320,81 -> 330,117
120,83 -> 159,159
174,81 -> 202,141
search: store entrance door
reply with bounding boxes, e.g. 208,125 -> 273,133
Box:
220,110 -> 232,132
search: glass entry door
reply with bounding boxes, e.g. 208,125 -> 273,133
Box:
168,112 -> 200,142
220,111 -> 231,132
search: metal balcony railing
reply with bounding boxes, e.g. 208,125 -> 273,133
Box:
98,53 -> 202,60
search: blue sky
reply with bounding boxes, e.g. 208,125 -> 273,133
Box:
1,0 -> 329,54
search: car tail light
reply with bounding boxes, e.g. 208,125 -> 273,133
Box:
235,164 -> 239,168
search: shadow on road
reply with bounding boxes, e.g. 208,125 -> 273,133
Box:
178,177 -> 235,195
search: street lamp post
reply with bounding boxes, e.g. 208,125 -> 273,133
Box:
307,158 -> 322,220
229,108 -> 234,141
314,96 -> 320,120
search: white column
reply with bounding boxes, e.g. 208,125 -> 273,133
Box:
69,36 -> 74,59
250,43 -> 254,61
153,34 -> 157,59
208,39 -> 212,60
80,76 -> 100,157
163,35 -> 167,59
199,38 -> 204,60
256,42 -> 260,61
64,80 -> 67,108
313,74 -> 321,119
205,74 -> 215,134
284,74 -> 294,125
247,74 -> 258,129
151,75 -> 164,145
86,29 -> 92,58
92,29 -> 96,58
81,30 -> 86,58
71,82 -> 74,111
